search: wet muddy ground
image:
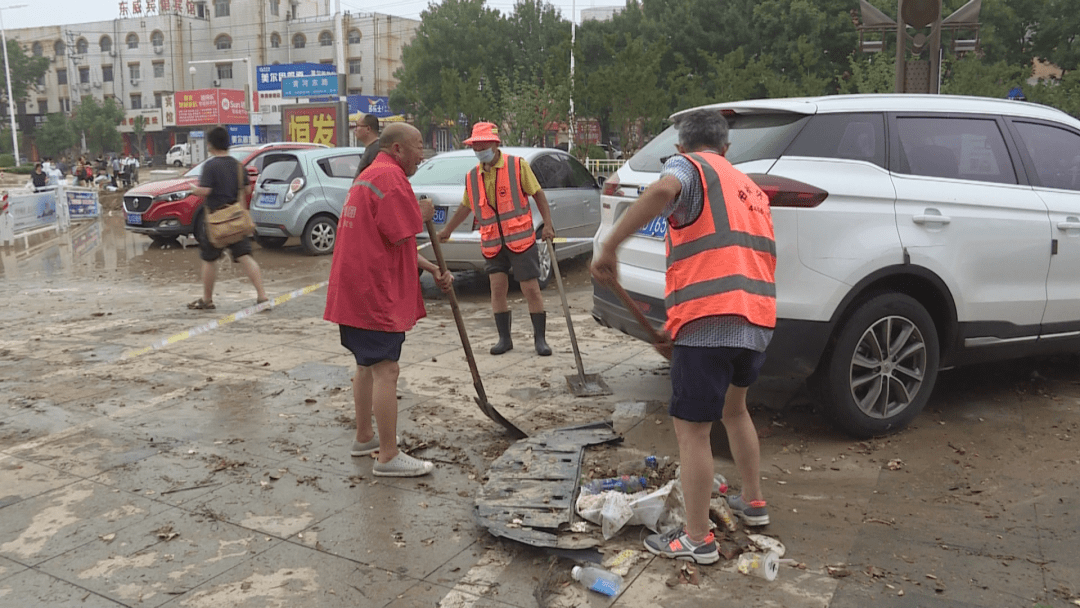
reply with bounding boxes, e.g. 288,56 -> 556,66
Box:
1,206 -> 1078,607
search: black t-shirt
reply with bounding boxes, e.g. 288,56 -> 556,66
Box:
32,172 -> 48,188
199,155 -> 249,212
355,144 -> 380,177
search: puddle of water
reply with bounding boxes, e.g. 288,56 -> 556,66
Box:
1,213 -> 333,284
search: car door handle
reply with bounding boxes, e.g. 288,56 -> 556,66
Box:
912,214 -> 951,225
1058,217 -> 1080,230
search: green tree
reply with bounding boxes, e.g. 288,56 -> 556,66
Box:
490,72 -> 568,146
841,50 -> 896,94
0,39 -> 49,105
1031,0 -> 1080,74
131,115 -> 146,159
71,97 -> 123,156
391,0 -> 507,136
940,56 -> 1026,97
35,113 -> 77,158
977,0 -> 1046,66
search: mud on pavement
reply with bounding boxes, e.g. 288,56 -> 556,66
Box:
1,212 -> 1078,607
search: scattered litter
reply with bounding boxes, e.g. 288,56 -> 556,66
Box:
602,549 -> 643,577
99,533 -> 116,543
571,565 -> 622,596
748,534 -> 786,557
737,551 -> 779,581
154,525 -> 179,541
887,459 -> 904,471
827,565 -> 852,578
576,480 -> 675,539
709,496 -> 737,532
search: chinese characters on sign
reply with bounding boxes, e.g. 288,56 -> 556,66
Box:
174,89 -> 248,126
283,105 -> 341,147
120,0 -> 195,16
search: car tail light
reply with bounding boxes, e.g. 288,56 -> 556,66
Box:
602,174 -> 620,197
748,174 -> 828,208
285,177 -> 305,203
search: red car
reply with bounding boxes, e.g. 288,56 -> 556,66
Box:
122,142 -> 325,246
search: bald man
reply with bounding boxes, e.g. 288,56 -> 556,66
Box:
324,122 -> 452,478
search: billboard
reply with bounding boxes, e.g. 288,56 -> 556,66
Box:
257,63 -> 337,92
347,95 -> 395,119
283,74 -> 339,98
175,89 -> 249,126
282,103 -> 347,147
118,108 -> 164,133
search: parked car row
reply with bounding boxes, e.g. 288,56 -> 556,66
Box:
592,94 -> 1080,438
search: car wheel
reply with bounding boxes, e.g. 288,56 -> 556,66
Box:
820,293 -> 939,438
535,228 -> 552,290
173,160 -> 182,167
255,236 -> 288,249
301,215 -> 337,255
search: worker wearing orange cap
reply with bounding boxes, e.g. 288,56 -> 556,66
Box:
438,122 -> 556,356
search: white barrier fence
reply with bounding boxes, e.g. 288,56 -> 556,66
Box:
585,158 -> 625,179
0,185 -> 101,247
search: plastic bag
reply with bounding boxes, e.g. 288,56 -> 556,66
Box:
576,480 -> 677,539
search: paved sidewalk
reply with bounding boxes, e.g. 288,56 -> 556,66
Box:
1,256 -> 1077,607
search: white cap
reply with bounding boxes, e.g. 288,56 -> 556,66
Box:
571,565 -> 582,579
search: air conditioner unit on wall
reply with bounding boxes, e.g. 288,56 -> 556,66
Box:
130,78 -> 140,86
153,45 -> 164,55
93,81 -> 102,88
212,79 -> 220,87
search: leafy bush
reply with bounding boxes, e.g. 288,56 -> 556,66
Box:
0,153 -> 13,167
7,165 -> 34,174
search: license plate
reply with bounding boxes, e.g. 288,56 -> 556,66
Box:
126,213 -> 142,225
258,192 -> 279,207
636,216 -> 667,239
433,206 -> 447,224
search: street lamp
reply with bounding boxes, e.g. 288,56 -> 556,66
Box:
188,57 -> 257,145
0,4 -> 27,167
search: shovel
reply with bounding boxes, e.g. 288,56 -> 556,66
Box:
547,237 -> 612,397
425,220 -> 527,439
604,277 -> 672,360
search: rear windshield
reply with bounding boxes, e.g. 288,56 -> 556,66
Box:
628,113 -> 810,172
259,156 -> 303,184
410,155 -> 479,186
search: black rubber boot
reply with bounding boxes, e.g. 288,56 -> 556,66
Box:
531,312 -> 552,356
490,311 -> 514,355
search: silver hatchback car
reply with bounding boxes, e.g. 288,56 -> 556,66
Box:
249,147 -> 365,255
412,147 -> 602,288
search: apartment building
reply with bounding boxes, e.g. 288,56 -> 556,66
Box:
10,0 -> 418,156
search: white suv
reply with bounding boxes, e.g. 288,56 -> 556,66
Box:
592,94 -> 1080,438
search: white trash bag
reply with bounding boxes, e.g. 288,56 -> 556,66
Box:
576,480 -> 677,539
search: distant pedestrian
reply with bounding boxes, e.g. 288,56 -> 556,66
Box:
187,126 -> 268,311
31,163 -> 48,191
324,122 -> 453,477
592,109 -> 775,565
110,155 -> 121,188
353,113 -> 381,177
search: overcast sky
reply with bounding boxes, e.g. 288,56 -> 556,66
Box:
2,0 -> 628,30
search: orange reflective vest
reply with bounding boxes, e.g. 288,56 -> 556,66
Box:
664,151 -> 777,338
466,155 -> 536,258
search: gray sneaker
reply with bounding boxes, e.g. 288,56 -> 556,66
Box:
727,494 -> 769,526
372,452 -> 434,477
644,527 -> 720,564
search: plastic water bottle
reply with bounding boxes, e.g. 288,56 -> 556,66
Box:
581,475 -> 647,495
615,455 -> 669,476
713,473 -> 729,496
571,565 -> 623,596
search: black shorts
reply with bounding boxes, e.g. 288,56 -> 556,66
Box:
199,235 -> 253,262
484,243 -> 540,282
339,325 -> 406,367
669,346 -> 767,422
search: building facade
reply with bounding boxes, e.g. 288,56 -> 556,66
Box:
10,0 -> 418,158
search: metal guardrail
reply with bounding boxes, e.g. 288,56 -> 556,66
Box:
585,158 -> 625,177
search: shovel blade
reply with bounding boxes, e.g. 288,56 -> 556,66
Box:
566,373 -> 613,398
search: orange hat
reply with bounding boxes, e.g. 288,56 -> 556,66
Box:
463,122 -> 501,145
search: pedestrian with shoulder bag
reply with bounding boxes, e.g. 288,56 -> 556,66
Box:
187,126 -> 268,311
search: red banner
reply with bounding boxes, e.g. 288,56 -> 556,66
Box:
175,89 -> 249,126
283,105 -> 339,147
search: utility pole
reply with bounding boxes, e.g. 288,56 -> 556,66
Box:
567,0 -> 575,154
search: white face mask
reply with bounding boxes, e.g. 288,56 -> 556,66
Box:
475,148 -> 495,164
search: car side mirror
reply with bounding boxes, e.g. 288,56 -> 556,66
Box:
596,175 -> 606,188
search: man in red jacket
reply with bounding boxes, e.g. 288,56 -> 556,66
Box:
324,123 -> 452,478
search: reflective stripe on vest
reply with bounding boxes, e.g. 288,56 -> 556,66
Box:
467,155 -> 536,257
664,151 -> 777,337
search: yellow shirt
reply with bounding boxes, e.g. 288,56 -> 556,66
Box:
460,152 -> 542,210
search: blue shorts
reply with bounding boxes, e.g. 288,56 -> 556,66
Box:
339,325 -> 406,367
669,346 -> 767,423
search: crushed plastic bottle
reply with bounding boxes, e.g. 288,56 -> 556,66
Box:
713,473 -> 729,496
581,475 -> 647,495
616,455 -> 670,476
571,565 -> 624,596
